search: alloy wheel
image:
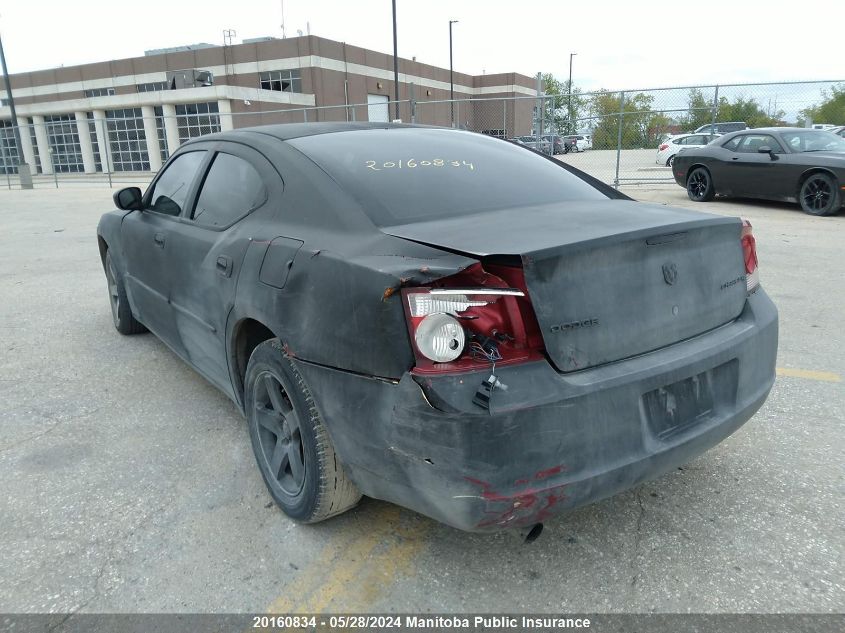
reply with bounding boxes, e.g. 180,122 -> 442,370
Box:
253,371 -> 306,496
802,177 -> 832,212
106,257 -> 120,323
689,170 -> 709,200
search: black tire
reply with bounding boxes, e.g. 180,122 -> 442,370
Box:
799,173 -> 841,216
245,339 -> 361,523
104,250 -> 146,335
667,155 -> 675,168
687,167 -> 715,202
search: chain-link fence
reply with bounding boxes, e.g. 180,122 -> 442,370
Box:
1,79 -> 842,191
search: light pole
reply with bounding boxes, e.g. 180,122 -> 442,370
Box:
0,31 -> 33,188
391,0 -> 399,120
567,52 -> 577,135
449,20 -> 458,127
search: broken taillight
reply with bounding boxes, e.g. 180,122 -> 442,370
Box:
741,219 -> 760,294
402,264 -> 545,374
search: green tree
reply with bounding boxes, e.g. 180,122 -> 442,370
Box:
645,113 -> 675,146
589,90 -> 656,149
716,96 -> 784,128
683,88 -> 715,131
800,84 -> 845,125
540,73 -> 585,134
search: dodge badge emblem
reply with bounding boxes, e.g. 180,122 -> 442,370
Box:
662,262 -> 678,285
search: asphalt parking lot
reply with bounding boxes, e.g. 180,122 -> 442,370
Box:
0,184 -> 842,614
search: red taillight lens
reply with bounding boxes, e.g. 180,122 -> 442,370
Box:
659,143 -> 669,151
741,219 -> 760,293
402,264 -> 545,374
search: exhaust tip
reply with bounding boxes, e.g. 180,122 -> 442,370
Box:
523,523 -> 544,544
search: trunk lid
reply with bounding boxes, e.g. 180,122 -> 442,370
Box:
381,200 -> 748,372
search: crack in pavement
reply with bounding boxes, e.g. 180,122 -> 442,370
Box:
0,407 -> 101,455
628,488 -> 647,596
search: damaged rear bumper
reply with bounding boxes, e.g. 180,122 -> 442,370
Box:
294,290 -> 778,532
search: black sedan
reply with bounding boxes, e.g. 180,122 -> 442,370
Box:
98,123 -> 777,532
673,127 -> 845,216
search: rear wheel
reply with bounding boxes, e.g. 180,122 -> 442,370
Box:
245,339 -> 361,523
687,167 -> 715,202
105,251 -> 146,335
799,173 -> 841,216
667,155 -> 676,168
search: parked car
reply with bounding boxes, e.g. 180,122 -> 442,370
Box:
566,135 -> 591,152
517,135 -> 553,154
541,134 -> 574,155
693,122 -> 749,135
673,127 -> 845,216
99,123 -> 778,532
656,133 -> 720,167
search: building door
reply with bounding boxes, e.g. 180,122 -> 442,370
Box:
367,94 -> 390,122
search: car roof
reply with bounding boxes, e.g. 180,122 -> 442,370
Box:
182,122 -> 431,146
716,127 -> 827,140
729,127 -> 812,134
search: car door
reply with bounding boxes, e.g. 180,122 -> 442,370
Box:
120,150 -> 208,354
723,133 -> 788,198
163,142 -> 281,397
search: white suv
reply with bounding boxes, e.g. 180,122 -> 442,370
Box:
656,133 -> 719,167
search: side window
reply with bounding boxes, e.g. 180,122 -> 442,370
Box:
191,153 -> 267,228
722,136 -> 743,151
736,134 -> 783,154
147,151 -> 206,216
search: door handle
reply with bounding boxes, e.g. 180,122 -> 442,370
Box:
732,157 -> 740,160
153,233 -> 166,248
216,255 -> 233,278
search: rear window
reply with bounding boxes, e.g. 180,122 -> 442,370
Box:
288,128 -> 607,226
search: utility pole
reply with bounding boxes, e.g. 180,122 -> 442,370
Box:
391,0 -> 400,120
449,20 -> 458,127
0,32 -> 32,188
222,29 -> 236,80
568,52 -> 577,135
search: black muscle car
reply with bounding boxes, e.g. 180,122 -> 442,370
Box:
97,123 -> 778,532
673,127 -> 845,216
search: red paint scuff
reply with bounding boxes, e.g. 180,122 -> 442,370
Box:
465,464 -> 569,528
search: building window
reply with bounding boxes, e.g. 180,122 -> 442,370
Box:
105,108 -> 150,171
259,69 -> 302,93
137,82 -> 168,93
44,114 -> 85,173
28,118 -> 41,174
84,87 -> 115,97
154,106 -> 169,163
0,120 -> 21,175
175,102 -> 220,143
86,112 -> 103,172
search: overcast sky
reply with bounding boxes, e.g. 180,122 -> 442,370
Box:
1,0 -> 844,91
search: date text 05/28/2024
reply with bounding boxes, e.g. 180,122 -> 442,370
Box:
251,615 -> 591,629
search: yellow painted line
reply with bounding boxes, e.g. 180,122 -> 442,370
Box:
776,367 -> 841,383
265,504 -> 429,614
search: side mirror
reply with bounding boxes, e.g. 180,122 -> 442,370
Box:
757,146 -> 778,160
113,187 -> 143,211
